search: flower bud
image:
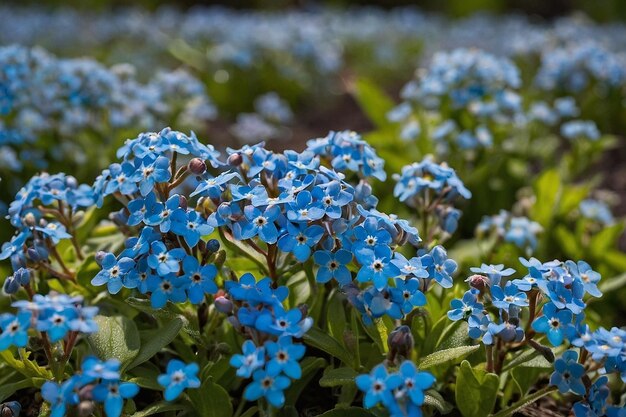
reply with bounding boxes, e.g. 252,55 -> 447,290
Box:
206,239 -> 220,253
188,158 -> 207,175
95,251 -> 107,266
214,294 -> 233,314
387,325 -> 414,362
466,274 -> 490,291
3,277 -> 19,295
227,153 -> 243,166
178,195 -> 188,210
0,401 -> 21,417
14,268 -> 30,286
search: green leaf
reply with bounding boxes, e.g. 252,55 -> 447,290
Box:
351,78 -> 395,128
0,350 -> 53,379
424,389 -> 453,415
316,407 -> 376,417
187,378 -> 232,417
319,367 -> 358,387
590,223 -> 625,258
327,292 -> 347,344
0,377 -> 45,402
127,317 -> 183,370
418,345 -> 480,370
131,402 -> 190,417
531,169 -> 561,228
456,360 -> 499,417
437,320 -> 471,350
87,315 -> 140,370
303,327 -> 354,366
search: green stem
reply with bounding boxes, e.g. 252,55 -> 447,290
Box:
490,386 -> 556,417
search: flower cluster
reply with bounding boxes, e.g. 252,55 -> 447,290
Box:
226,274 -> 311,408
0,44 -> 216,178
41,357 -> 138,417
90,129 -> 223,307
1,294 -> 98,348
579,199 -> 615,226
393,157 -> 471,235
535,41 -> 626,93
158,359 -> 201,401
477,210 -> 543,253
390,48 -> 523,149
356,361 -> 435,417
449,257 -> 602,347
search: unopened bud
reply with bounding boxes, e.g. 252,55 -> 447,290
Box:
206,239 -> 220,253
178,195 -> 188,210
228,153 -> 243,166
466,274 -> 490,291
14,268 -> 30,286
95,251 -> 107,266
188,158 -> 207,175
387,325 -> 414,362
214,294 -> 233,314
3,277 -> 19,295
0,401 -> 21,417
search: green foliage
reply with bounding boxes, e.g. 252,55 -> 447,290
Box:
455,360 -> 499,417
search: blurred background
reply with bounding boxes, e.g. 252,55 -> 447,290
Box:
4,0 -> 626,20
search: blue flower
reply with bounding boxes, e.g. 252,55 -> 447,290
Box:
244,368 -> 291,408
277,222 -> 324,262
286,191 -> 325,223
428,246 -> 457,288
397,361 -> 435,406
491,283 -> 528,311
37,307 -> 76,342
566,260 -> 602,298
190,171 -> 239,198
41,379 -> 79,417
356,364 -> 402,409
311,181 -> 353,219
355,246 -> 400,290
313,249 -> 353,285
93,381 -> 139,417
255,305 -> 313,338
158,359 -> 201,401
127,192 -> 158,226
81,356 -> 121,383
147,242 -> 186,276
181,256 -> 218,304
234,205 -> 281,243
550,350 -> 586,395
145,194 -> 181,233
132,155 -> 171,196
352,217 -> 392,252
230,340 -> 265,378
265,336 -> 306,379
390,278 -> 426,314
91,253 -> 135,294
171,209 -> 214,248
146,274 -> 188,309
0,311 -> 31,350
470,263 -> 515,286
447,289 -> 482,321
532,302 -> 573,346
391,253 -> 430,279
